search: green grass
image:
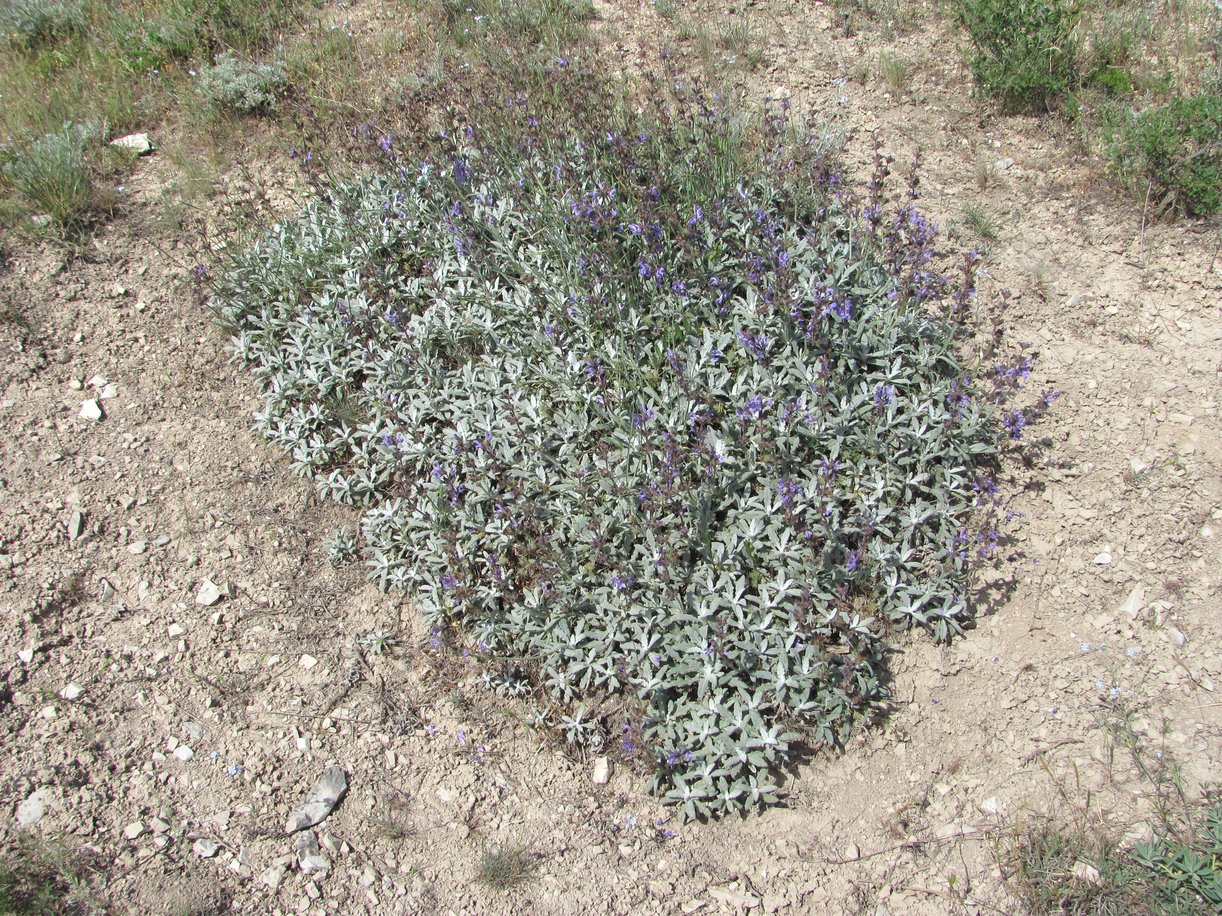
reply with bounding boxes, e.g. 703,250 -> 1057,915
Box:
963,200 -> 1002,240
1005,804 -> 1222,914
0,121 -> 106,228
0,836 -> 105,914
476,845 -> 535,890
877,49 -> 907,91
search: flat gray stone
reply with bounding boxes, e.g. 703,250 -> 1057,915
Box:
285,766 -> 347,834
16,790 -> 47,826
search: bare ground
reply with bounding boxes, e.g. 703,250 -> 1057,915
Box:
1,0 -> 1219,913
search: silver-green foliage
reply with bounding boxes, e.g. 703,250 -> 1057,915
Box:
196,53 -> 287,113
213,119 -> 997,818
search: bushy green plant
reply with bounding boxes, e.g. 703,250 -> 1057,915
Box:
1134,802 -> 1222,911
1115,90 -> 1222,217
959,0 -> 1079,113
212,83 -> 1041,818
0,0 -> 85,47
1,121 -> 96,226
196,52 -> 287,113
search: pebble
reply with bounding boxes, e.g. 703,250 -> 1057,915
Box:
1122,584 -> 1146,619
60,683 -> 84,701
259,865 -> 286,889
1166,627 -> 1188,648
994,157 -> 1014,170
296,831 -> 332,874
17,648 -> 34,664
128,541 -> 147,554
173,746 -> 195,761
112,133 -> 153,155
124,822 -> 146,840
193,838 -> 220,858
67,511 -> 85,541
196,580 -> 223,606
592,756 -> 611,785
319,832 -> 342,856
1093,552 -> 1112,565
299,654 -> 318,670
16,790 -> 47,826
80,400 -> 103,421
1071,860 -> 1101,883
167,624 -> 185,638
100,384 -> 118,400
844,842 -> 860,860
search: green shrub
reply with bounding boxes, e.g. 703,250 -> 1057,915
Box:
195,52 -> 287,113
1086,64 -> 1132,96
1,121 -> 96,226
1105,89 -> 1222,217
959,0 -> 1079,113
212,84 -> 1038,818
0,0 -> 85,48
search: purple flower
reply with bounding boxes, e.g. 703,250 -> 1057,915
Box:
736,395 -> 773,420
1003,409 -> 1026,440
874,383 -> 895,407
845,550 -> 860,573
736,329 -> 770,363
611,572 -> 635,591
777,477 -> 801,508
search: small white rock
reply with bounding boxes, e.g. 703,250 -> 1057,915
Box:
16,790 -> 47,826
110,133 -> 153,155
979,796 -> 1001,815
123,821 -> 146,840
994,157 -> 1014,170
173,745 -> 195,761
1167,627 -> 1188,648
299,654 -> 318,670
88,374 -> 108,388
1071,860 -> 1101,883
1093,552 -> 1112,565
259,866 -> 285,889
17,648 -> 34,664
167,623 -> 185,638
192,838 -> 220,858
592,757 -> 611,785
60,683 -> 84,701
80,399 -> 103,421
100,384 -> 118,400
196,580 -> 223,606
127,541 -> 147,555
